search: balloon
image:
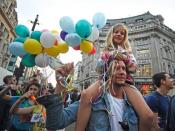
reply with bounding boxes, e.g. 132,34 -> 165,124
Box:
75,19 -> 92,38
57,42 -> 69,53
31,31 -> 42,42
40,32 -> 57,48
60,30 -> 68,41
42,29 -> 49,32
51,30 -> 59,36
73,45 -> 80,50
89,47 -> 96,54
92,12 -> 106,29
54,39 -> 59,46
87,26 -> 99,42
15,25 -> 30,37
8,42 -> 27,57
44,46 -> 60,57
80,40 -> 93,53
13,37 -> 26,43
35,54 -> 50,68
49,57 -> 63,70
23,39 -> 42,54
21,54 -> 36,67
65,33 -> 81,47
59,16 -> 75,33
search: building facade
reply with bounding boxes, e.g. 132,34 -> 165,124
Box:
77,12 -> 175,93
0,0 -> 18,71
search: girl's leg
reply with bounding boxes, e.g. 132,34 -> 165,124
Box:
75,81 -> 101,131
123,86 -> 155,131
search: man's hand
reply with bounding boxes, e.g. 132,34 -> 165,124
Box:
55,62 -> 74,94
55,62 -> 74,83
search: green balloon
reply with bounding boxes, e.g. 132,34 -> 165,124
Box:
31,31 -> 42,42
15,25 -> 30,38
13,37 -> 26,43
21,54 -> 36,67
75,19 -> 92,38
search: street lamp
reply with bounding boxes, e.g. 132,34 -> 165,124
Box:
30,14 -> 39,31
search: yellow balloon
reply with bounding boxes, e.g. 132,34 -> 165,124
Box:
80,40 -> 93,53
51,30 -> 59,36
44,46 -> 59,57
57,43 -> 69,53
23,39 -> 42,54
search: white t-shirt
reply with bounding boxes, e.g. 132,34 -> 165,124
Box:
107,94 -> 126,131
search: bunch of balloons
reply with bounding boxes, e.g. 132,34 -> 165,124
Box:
8,12 -> 106,69
9,25 -> 69,68
59,12 -> 106,54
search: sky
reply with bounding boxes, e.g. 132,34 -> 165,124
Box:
16,0 -> 175,86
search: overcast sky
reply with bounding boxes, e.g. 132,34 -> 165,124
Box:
16,0 -> 175,86
16,0 -> 175,62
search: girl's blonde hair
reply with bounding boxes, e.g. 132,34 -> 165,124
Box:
105,23 -> 131,51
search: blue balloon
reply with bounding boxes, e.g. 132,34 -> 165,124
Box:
92,13 -> 106,29
8,42 -> 27,57
59,16 -> 75,33
21,54 -> 36,67
13,37 -> 26,43
31,31 -> 42,42
65,33 -> 81,47
60,30 -> 68,41
15,25 -> 30,37
75,19 -> 92,38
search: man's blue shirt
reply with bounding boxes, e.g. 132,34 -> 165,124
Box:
144,91 -> 169,128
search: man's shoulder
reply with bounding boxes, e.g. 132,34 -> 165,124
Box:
144,92 -> 159,102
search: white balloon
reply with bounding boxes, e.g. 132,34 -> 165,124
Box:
59,16 -> 75,33
49,57 -> 63,70
40,32 -> 56,48
87,26 -> 99,42
92,12 -> 106,29
35,54 -> 50,68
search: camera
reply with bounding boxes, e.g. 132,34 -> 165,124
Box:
118,121 -> 129,131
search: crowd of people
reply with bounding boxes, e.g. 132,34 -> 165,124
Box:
0,23 -> 174,131
0,73 -> 80,131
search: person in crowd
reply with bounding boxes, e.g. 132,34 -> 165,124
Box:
37,61 -> 156,131
144,72 -> 174,130
0,82 -> 43,131
9,82 -> 46,131
0,75 -> 21,131
166,95 -> 175,131
70,89 -> 80,104
0,75 -> 22,96
75,23 -> 138,131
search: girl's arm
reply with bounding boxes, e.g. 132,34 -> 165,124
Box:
9,91 -> 33,115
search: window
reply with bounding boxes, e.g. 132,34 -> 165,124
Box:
136,18 -> 143,22
137,64 -> 152,77
162,63 -> 166,71
136,49 -> 150,58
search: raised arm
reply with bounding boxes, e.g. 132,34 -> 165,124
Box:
0,85 -> 17,100
9,91 -> 34,115
37,62 -> 80,130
